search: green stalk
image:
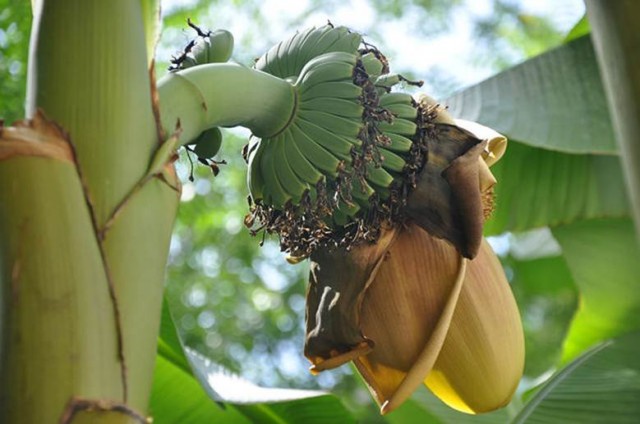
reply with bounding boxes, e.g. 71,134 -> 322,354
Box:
158,64 -> 296,145
26,0 -> 159,228
10,0 -> 178,420
140,0 -> 162,69
586,0 -> 640,243
0,139 -> 122,422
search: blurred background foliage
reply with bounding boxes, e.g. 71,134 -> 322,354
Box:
0,0 -> 30,124
1,0 -> 585,420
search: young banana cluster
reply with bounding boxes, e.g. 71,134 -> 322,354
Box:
168,21 -> 236,175
246,24 -> 426,258
163,22 -> 518,415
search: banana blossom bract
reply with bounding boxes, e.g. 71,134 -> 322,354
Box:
304,113 -> 524,415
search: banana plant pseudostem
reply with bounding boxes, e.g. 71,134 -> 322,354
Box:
0,1 -> 524,422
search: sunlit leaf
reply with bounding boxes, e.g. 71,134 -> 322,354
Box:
152,295 -> 356,423
485,141 -> 628,235
564,15 -> 589,42
386,387 -> 513,424
140,0 -> 161,66
552,218 -> 640,362
0,0 -> 32,123
150,354 -> 250,424
186,349 -> 356,423
512,331 -> 640,424
157,296 -> 191,375
445,36 -> 614,154
506,254 -> 577,378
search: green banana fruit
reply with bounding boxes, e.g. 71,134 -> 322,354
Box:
375,73 -> 403,91
378,118 -> 418,137
300,97 -> 364,119
192,29 -> 234,64
349,177 -> 376,209
192,127 -> 223,159
247,138 -> 266,202
255,25 -> 362,79
330,204 -> 349,227
299,81 -> 363,100
378,92 -> 414,106
379,147 -> 406,173
365,163 -> 395,191
384,103 -> 419,120
328,31 -> 361,55
332,199 -> 360,226
275,31 -> 298,77
313,27 -> 344,55
296,118 -> 355,159
294,25 -> 334,69
384,132 -> 414,152
288,123 -> 343,177
243,23 -> 448,260
281,128 -> 325,186
298,110 -> 363,138
273,133 -> 309,203
297,54 -> 358,88
360,52 -> 385,78
259,135 -> 291,208
285,26 -> 315,72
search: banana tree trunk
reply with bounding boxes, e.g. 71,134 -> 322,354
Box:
1,1 -> 176,422
586,0 -> 640,243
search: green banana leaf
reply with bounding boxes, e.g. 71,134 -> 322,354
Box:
439,21 -> 640,424
150,298 -> 356,423
150,354 -> 250,424
156,294 -> 192,375
445,36 -> 614,155
505,253 -> 577,378
564,15 -> 589,42
512,331 -> 640,424
485,140 -> 628,236
441,31 -> 629,235
387,387 -> 513,424
552,218 -> 640,362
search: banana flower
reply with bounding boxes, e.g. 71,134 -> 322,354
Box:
231,24 -> 522,415
304,108 -> 523,415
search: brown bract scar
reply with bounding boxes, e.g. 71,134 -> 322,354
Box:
304,225 -> 399,371
0,110 -> 73,162
60,397 -> 150,424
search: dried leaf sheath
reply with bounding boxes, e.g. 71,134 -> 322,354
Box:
0,112 -> 73,162
354,225 -> 466,413
305,227 -> 398,371
352,231 -> 523,415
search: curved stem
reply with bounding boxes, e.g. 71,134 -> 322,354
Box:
157,64 -> 296,145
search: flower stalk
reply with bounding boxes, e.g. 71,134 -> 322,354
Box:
157,64 -> 297,144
